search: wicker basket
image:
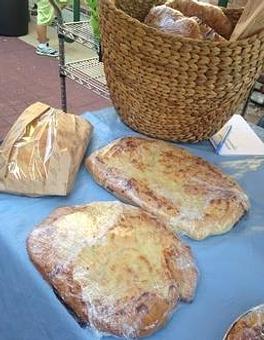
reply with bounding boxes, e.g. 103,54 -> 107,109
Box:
100,0 -> 264,142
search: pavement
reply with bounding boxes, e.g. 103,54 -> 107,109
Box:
0,33 -> 110,141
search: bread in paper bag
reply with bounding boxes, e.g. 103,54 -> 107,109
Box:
0,102 -> 92,196
86,137 -> 250,240
27,201 -> 198,338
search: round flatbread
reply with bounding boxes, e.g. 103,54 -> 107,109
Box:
27,202 -> 198,338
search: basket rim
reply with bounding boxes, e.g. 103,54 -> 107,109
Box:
101,0 -> 264,46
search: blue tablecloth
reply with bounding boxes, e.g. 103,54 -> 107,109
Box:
1,108 -> 264,340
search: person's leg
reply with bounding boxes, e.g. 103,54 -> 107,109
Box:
36,0 -> 58,56
36,24 -> 48,44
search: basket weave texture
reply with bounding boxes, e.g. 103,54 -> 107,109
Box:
100,0 -> 264,142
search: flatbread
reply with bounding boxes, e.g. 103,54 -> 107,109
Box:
27,202 -> 198,338
86,137 -> 249,240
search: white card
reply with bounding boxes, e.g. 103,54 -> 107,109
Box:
210,114 -> 264,156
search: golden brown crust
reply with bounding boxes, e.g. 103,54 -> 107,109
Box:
86,137 -> 249,240
145,5 -> 226,41
145,5 -> 203,40
27,207 -> 89,323
192,16 -> 226,42
167,0 -> 233,39
225,306 -> 264,339
27,202 -> 198,338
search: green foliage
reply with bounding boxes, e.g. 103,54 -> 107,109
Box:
86,0 -> 100,41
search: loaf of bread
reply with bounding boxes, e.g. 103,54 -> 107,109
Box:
145,5 -> 203,39
193,16 -> 226,41
0,102 -> 92,196
86,137 -> 250,240
145,5 -> 226,41
27,202 -> 198,338
167,0 -> 233,39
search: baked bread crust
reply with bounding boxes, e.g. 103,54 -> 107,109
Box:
145,5 -> 226,41
86,137 -> 249,240
27,202 -> 198,338
225,305 -> 264,339
167,0 -> 233,39
145,5 -> 204,40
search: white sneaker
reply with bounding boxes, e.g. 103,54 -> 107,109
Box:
36,44 -> 58,57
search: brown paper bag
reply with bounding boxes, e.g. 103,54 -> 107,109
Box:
230,0 -> 264,40
0,102 -> 93,196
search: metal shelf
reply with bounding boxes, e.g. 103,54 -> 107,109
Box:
48,0 -> 108,111
62,58 -> 110,99
58,21 -> 98,50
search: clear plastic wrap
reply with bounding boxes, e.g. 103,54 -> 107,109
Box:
166,0 -> 233,39
86,137 -> 250,240
144,4 -> 226,41
27,201 -> 198,339
224,304 -> 264,339
0,102 -> 92,196
144,5 -> 203,40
